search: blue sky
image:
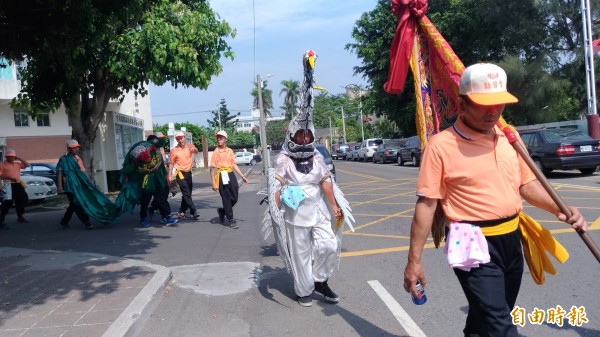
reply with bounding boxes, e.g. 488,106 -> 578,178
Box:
149,0 -> 378,127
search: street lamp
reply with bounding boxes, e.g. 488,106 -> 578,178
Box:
257,73 -> 274,174
343,84 -> 365,144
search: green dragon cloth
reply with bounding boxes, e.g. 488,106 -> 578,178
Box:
115,139 -> 168,215
56,154 -> 120,224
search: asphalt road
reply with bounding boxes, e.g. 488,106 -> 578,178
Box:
139,160 -> 599,337
3,160 -> 600,336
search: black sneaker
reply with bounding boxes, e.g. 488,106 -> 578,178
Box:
192,213 -> 200,221
0,224 -> 9,230
60,220 -> 70,229
297,295 -> 312,307
229,220 -> 239,229
217,208 -> 225,224
314,280 -> 339,303
85,222 -> 94,230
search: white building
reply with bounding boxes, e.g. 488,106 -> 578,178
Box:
0,57 -> 153,192
235,108 -> 285,132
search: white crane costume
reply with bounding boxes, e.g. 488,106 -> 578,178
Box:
262,50 -> 354,302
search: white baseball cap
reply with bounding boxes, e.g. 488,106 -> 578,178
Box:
214,130 -> 228,139
66,139 -> 81,148
5,149 -> 16,157
175,131 -> 185,138
459,63 -> 518,106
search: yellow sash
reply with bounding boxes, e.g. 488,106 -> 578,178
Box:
214,167 -> 233,187
479,212 -> 569,285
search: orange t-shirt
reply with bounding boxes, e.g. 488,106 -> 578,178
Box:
0,161 -> 27,182
210,147 -> 236,169
416,116 -> 536,222
74,155 -> 85,171
170,144 -> 196,172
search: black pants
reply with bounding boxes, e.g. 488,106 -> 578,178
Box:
218,171 -> 239,221
61,192 -> 90,225
1,182 -> 29,218
453,228 -> 523,337
176,171 -> 196,215
142,185 -> 170,219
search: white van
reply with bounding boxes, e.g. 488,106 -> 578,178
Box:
357,138 -> 383,161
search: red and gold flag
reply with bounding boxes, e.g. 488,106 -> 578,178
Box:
384,0 -> 464,146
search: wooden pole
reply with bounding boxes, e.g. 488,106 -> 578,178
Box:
497,118 -> 600,263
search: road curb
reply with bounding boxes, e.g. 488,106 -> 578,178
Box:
102,261 -> 172,337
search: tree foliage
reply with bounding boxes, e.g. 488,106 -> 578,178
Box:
251,80 -> 274,117
347,0 -> 600,134
280,79 -> 300,120
207,98 -> 239,130
0,0 -> 234,179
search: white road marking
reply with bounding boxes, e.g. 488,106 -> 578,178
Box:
368,280 -> 427,337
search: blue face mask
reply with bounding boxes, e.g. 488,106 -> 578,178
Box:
280,185 -> 306,210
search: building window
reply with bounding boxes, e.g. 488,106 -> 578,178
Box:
243,122 -> 251,128
36,112 -> 50,127
13,108 -> 29,127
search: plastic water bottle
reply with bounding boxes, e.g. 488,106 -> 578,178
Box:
411,281 -> 427,305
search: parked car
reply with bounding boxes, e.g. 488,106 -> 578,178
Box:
315,144 -> 335,177
347,144 -> 361,161
373,141 -> 404,164
519,128 -> 600,175
234,151 -> 261,166
357,138 -> 383,161
20,175 -> 58,202
331,144 -> 350,160
20,162 -> 58,184
398,136 -> 422,167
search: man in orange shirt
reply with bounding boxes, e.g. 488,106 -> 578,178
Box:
169,131 -> 200,220
0,149 -> 30,228
210,130 -> 249,229
403,63 -> 588,337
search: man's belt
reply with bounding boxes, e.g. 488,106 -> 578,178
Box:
463,212 -> 569,285
214,167 -> 233,187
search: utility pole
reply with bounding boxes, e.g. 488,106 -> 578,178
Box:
359,98 -> 365,144
329,117 -> 333,148
340,106 -> 347,143
581,0 -> 600,138
257,74 -> 270,174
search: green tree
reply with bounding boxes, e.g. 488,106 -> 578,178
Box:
251,80 -> 274,117
265,120 -> 288,149
280,79 -> 300,120
0,0 -> 234,179
207,98 -> 239,130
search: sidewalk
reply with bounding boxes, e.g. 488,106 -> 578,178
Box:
0,248 -> 169,337
0,167 -> 264,337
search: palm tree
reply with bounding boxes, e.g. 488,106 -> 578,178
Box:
279,79 -> 300,120
251,80 -> 274,117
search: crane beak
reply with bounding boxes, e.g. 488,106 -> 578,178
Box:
308,55 -> 315,69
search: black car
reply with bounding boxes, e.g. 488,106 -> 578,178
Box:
397,136 -> 422,167
519,128 -> 600,175
315,144 -> 335,177
20,162 -> 58,184
373,141 -> 404,164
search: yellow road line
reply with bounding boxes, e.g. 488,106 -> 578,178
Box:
337,169 -> 385,181
341,218 -> 600,258
350,208 -> 415,231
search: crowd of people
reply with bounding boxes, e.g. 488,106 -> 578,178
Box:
0,130 -> 249,231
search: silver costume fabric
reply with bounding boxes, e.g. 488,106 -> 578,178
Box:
274,151 -> 331,227
274,150 -> 338,296
286,209 -> 338,297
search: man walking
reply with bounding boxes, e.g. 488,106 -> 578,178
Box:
210,130 -> 249,229
169,131 -> 199,220
403,63 -> 588,337
0,149 -> 30,228
56,140 -> 94,230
